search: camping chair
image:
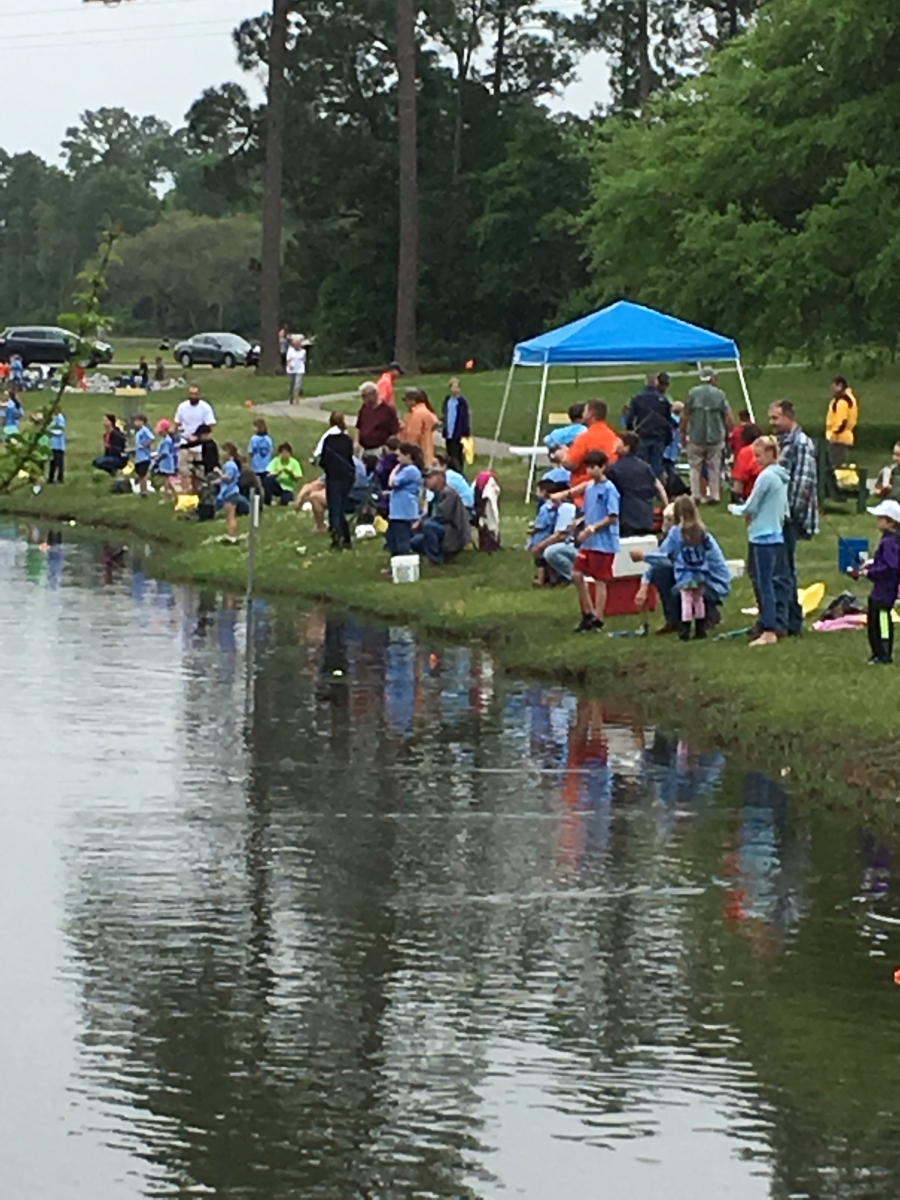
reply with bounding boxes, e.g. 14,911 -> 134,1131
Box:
814,437 -> 868,513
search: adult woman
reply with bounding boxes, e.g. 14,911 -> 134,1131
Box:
92,414 -> 128,474
399,388 -> 439,468
728,435 -> 791,647
318,412 -> 355,550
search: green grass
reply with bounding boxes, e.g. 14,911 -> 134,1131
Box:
3,364 -> 899,816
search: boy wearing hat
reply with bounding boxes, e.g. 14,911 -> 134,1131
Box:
861,499 -> 900,665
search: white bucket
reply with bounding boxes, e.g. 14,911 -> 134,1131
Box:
726,559 -> 746,579
391,554 -> 420,584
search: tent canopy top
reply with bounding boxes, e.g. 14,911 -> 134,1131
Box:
513,300 -> 739,368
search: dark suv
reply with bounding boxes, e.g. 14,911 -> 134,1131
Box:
0,326 -> 114,368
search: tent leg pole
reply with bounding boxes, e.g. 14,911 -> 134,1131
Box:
735,356 -> 755,425
525,362 -> 550,501
489,361 -> 516,472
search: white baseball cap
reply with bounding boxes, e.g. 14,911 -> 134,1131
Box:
868,499 -> 900,523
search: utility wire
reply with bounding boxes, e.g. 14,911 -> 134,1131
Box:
0,0 -> 235,18
3,17 -> 240,41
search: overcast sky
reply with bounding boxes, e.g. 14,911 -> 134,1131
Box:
2,0 -> 604,164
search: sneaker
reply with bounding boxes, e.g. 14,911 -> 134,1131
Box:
867,655 -> 889,666
678,623 -> 691,642
575,613 -> 602,633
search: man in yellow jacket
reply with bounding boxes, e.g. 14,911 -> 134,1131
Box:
825,375 -> 859,467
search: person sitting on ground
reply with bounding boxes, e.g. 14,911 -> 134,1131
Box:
874,442 -> 900,501
571,450 -> 620,634
356,381 -> 399,452
825,375 -> 859,468
563,399 -> 621,502
624,373 -> 673,480
441,376 -> 471,474
633,495 -> 731,636
387,442 -> 424,557
294,477 -> 327,532
411,467 -> 472,565
605,431 -> 668,537
435,452 -> 475,512
350,453 -> 381,525
264,442 -> 304,506
215,443 -> 245,541
529,480 -> 577,587
400,387 -> 439,468
730,422 -> 763,500
544,403 -> 587,450
728,435 -> 791,648
248,419 -> 274,486
93,413 -> 128,474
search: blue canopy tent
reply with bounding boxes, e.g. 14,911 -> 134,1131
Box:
489,300 -> 753,497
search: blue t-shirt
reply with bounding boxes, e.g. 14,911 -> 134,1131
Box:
389,463 -> 422,520
49,413 -> 67,451
445,397 -> 458,438
248,433 -> 274,473
544,423 -> 586,449
217,458 -> 241,502
4,397 -> 21,430
446,468 -> 474,508
528,500 -> 558,549
134,425 -> 154,463
582,479 -> 620,553
155,434 -> 176,475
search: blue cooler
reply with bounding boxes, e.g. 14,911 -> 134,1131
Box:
838,537 -> 869,573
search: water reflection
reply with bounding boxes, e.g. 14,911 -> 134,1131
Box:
3,530 -> 900,1199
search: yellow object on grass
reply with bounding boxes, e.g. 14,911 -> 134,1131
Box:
833,467 -> 860,490
798,582 -> 826,617
461,436 -> 476,466
175,494 -> 199,513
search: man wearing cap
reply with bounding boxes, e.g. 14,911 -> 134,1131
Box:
861,498 -> 900,665
624,373 -> 673,480
411,467 -> 471,564
682,367 -> 733,503
377,362 -> 403,408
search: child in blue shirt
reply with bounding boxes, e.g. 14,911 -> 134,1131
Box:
3,390 -> 23,438
248,418 -> 274,482
215,442 -> 243,542
132,413 -> 155,497
387,442 -> 424,557
570,450 -> 620,632
48,411 -> 66,483
151,418 -> 177,498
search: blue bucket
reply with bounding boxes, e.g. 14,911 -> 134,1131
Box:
838,537 -> 869,573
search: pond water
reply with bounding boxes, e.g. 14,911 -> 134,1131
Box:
2,528 -> 900,1199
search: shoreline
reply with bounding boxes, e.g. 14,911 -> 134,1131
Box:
2,488 -> 897,823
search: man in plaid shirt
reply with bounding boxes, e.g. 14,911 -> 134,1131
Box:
770,400 -> 819,634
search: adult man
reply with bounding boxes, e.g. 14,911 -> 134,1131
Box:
286,336 -> 307,404
377,362 -> 403,408
624,373 -> 672,479
544,403 -> 587,450
175,385 -> 216,440
682,367 -> 733,503
563,399 -> 620,493
769,399 -> 818,636
606,431 -> 668,536
356,381 -> 399,450
411,467 -> 471,564
825,375 -> 859,467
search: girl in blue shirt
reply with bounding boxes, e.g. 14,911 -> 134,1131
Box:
48,411 -> 66,483
387,442 -> 424,556
151,418 -> 177,498
216,442 -> 243,541
248,419 -> 274,481
132,414 -> 154,497
3,391 -> 23,438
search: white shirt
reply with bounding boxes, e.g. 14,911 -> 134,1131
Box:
554,501 -> 577,533
175,398 -> 216,438
286,346 -> 307,375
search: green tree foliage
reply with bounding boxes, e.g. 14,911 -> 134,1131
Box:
584,0 -> 900,354
106,211 -> 262,336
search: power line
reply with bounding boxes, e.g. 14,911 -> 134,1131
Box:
2,16 -> 241,41
5,29 -> 243,52
0,0 -> 233,18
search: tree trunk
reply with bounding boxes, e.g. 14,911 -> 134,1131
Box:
394,0 -> 419,372
452,47 -> 465,186
258,0 -> 290,375
492,1 -> 507,100
637,0 -> 652,106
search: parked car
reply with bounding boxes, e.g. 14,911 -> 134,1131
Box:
173,333 -> 260,369
0,325 -> 114,368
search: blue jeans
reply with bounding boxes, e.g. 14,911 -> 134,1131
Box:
544,542 -> 577,582
749,541 -> 790,633
637,440 -> 665,479
411,517 -> 445,564
647,562 -> 724,626
93,454 -> 126,474
775,521 -> 804,634
387,518 -> 412,556
326,477 -> 352,546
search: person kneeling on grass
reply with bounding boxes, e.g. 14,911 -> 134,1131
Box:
529,479 -> 577,587
632,496 -> 731,641
857,500 -> 900,666
570,450 -> 620,633
411,467 -> 471,565
264,442 -> 303,506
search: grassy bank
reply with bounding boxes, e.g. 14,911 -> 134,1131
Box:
3,364 -> 900,815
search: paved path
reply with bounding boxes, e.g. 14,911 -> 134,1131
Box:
255,392 -> 515,459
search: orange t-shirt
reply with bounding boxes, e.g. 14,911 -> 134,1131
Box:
377,372 -> 395,407
566,422 -> 620,491
400,405 -> 439,466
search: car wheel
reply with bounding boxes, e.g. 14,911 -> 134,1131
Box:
223,353 -> 236,369
179,352 -> 192,368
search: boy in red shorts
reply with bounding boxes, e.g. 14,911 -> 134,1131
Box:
571,450 -> 620,632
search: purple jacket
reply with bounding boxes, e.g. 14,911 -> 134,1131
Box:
868,532 -> 900,606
